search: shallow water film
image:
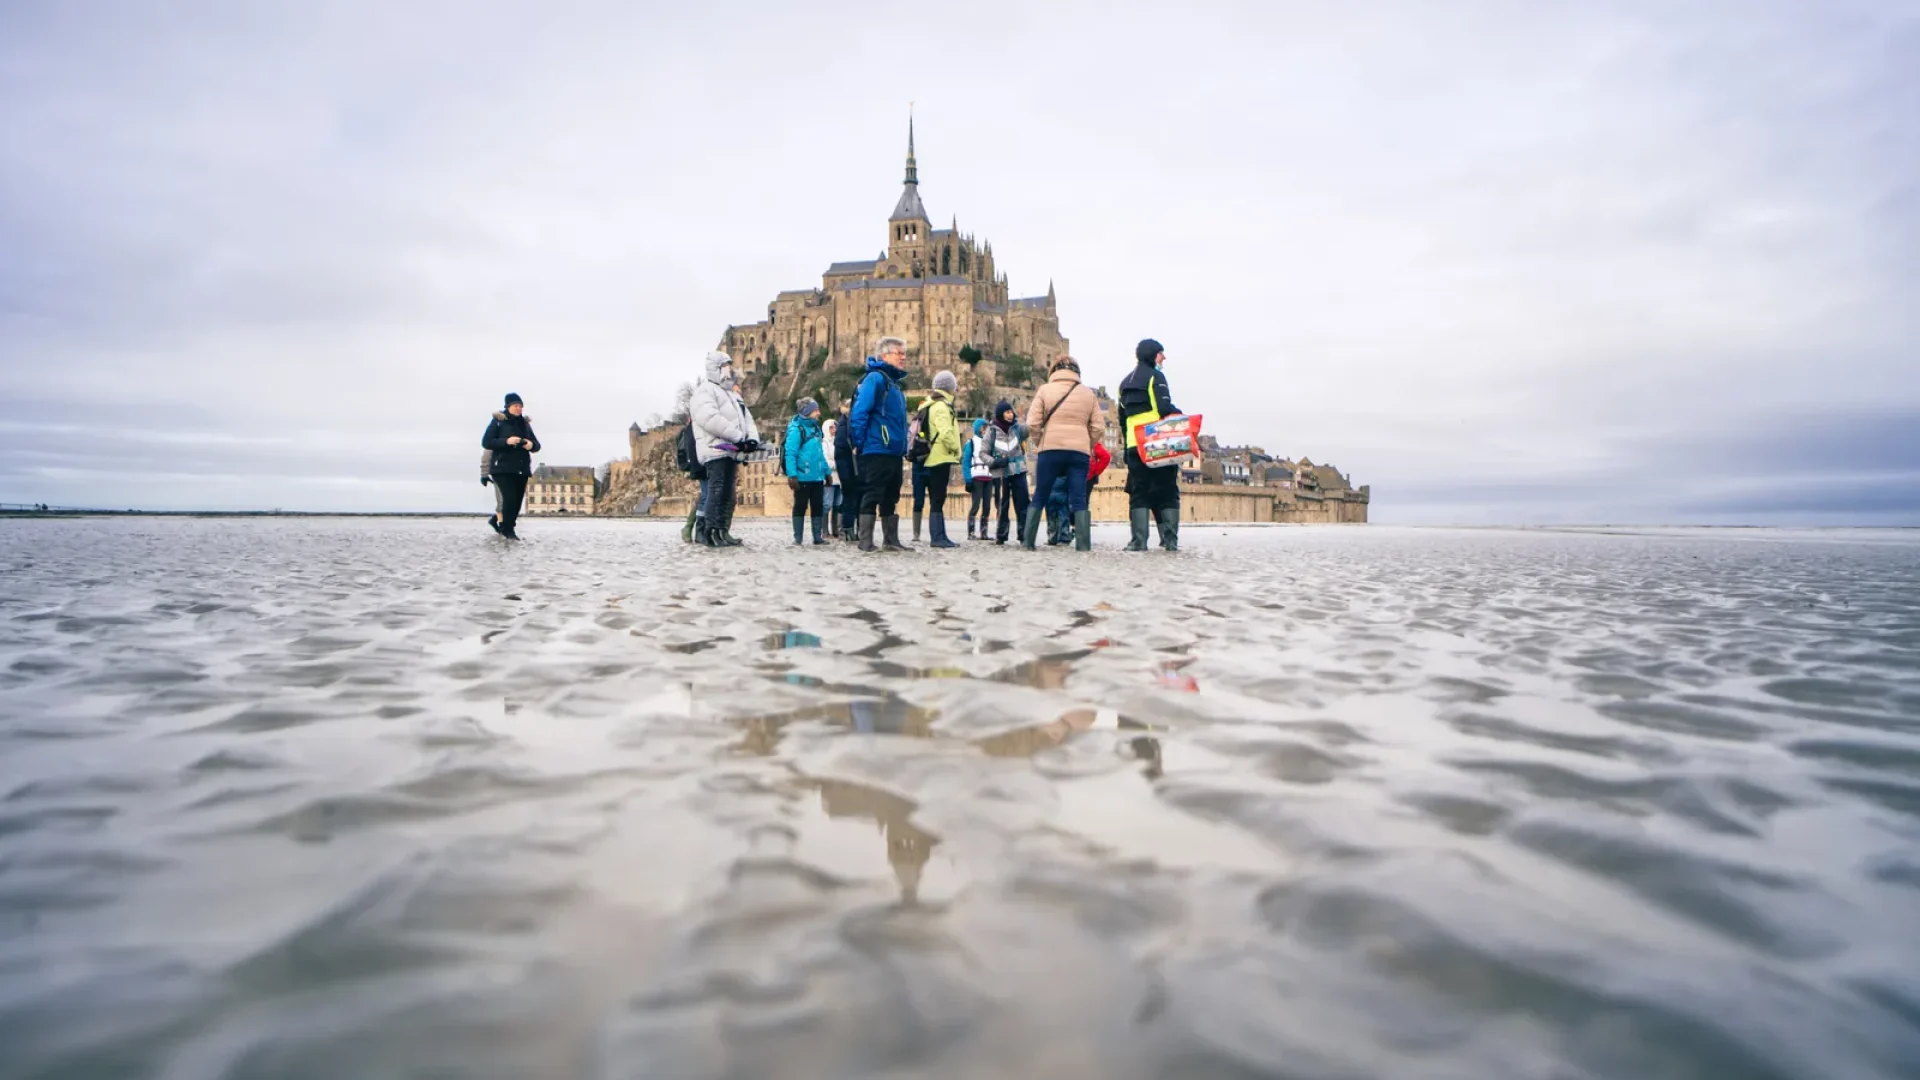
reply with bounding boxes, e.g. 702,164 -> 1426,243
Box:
3,518 -> 1919,1080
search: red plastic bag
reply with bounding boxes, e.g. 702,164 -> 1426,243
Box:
1133,413 -> 1203,469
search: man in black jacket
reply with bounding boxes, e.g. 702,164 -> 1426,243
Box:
481,393 -> 541,539
1117,339 -> 1182,551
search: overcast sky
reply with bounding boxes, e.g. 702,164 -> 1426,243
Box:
2,0 -> 1914,523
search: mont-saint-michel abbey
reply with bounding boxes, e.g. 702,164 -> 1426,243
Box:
596,124 -> 1367,525
714,120 -> 1068,386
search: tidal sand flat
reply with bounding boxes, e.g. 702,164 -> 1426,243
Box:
2,518 -> 1917,1079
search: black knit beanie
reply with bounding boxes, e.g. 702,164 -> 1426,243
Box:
1135,339 -> 1164,365
504,393 -> 523,409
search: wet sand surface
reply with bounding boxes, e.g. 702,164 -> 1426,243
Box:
2,518 -> 1918,1079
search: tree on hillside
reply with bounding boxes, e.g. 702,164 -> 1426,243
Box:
671,381 -> 694,424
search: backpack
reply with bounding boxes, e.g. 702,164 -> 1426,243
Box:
675,423 -> 701,477
907,401 -> 935,463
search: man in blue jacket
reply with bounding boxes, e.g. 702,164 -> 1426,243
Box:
847,336 -> 912,552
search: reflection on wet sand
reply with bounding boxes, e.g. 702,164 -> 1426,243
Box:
5,519 -> 1918,1079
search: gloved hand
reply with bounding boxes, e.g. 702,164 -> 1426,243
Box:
481,476 -> 491,487
738,439 -> 761,454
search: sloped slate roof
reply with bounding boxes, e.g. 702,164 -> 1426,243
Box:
890,184 -> 928,222
826,260 -> 878,274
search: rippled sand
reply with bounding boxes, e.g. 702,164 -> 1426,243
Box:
2,518 -> 1918,1079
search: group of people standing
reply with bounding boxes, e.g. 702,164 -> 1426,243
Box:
683,335 -> 1184,553
479,336 -> 1184,552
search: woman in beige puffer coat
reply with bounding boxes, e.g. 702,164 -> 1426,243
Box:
1020,357 -> 1105,550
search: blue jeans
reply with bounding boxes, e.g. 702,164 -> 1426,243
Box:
1029,450 -> 1089,530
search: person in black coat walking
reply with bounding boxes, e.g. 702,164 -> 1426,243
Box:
481,393 -> 540,538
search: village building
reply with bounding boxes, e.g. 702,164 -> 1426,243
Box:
524,464 -> 598,515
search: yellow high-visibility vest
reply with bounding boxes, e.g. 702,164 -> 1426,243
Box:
1125,379 -> 1164,450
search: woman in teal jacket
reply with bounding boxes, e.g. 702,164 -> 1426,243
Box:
784,399 -> 831,545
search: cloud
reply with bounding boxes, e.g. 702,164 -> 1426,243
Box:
1,0 -> 1915,521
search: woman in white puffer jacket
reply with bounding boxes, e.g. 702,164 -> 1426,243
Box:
689,351 -> 760,547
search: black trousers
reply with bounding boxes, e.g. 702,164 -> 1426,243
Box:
858,454 -> 905,517
792,481 -> 825,536
491,473 -> 527,530
836,450 -> 862,532
925,463 -> 951,517
1125,447 -> 1181,511
702,458 -> 739,530
969,477 -> 997,530
996,472 -> 1030,542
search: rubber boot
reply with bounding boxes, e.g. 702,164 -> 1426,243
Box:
882,515 -> 909,551
1155,507 -> 1180,552
720,525 -> 744,547
682,509 -> 697,543
858,513 -> 877,552
1020,505 -> 1043,550
912,510 -> 922,543
792,515 -> 805,545
693,517 -> 710,546
930,512 -> 957,548
1125,509 -> 1150,551
1074,511 -> 1092,551
812,517 -> 828,545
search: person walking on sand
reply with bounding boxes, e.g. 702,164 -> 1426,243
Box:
481,393 -> 540,540
985,399 -> 1030,544
921,371 -> 963,549
784,398 -> 831,546
1020,357 -> 1102,551
821,415 -> 843,539
848,336 -> 912,552
690,351 -> 760,548
1119,338 -> 1183,552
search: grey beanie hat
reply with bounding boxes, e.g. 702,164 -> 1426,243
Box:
933,370 -> 957,392
798,398 -> 820,417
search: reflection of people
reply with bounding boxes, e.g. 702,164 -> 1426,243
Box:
817,780 -> 937,903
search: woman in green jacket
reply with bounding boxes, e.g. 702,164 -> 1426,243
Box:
923,371 -> 963,548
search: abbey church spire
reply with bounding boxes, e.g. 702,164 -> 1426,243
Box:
889,111 -> 928,224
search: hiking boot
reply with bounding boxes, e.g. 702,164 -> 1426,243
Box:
882,515 -> 909,551
1125,509 -> 1150,551
929,512 -> 957,549
1154,507 -> 1180,552
1074,511 -> 1092,551
857,513 -> 877,552
488,514 -> 502,535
